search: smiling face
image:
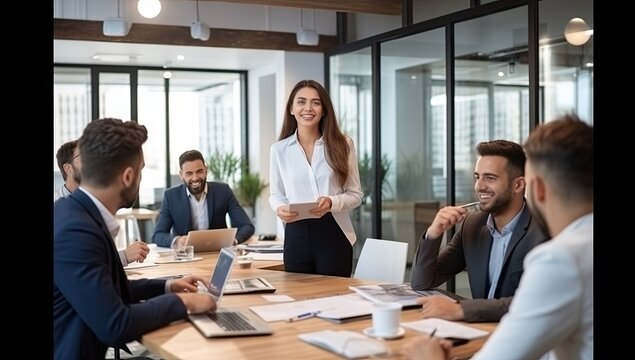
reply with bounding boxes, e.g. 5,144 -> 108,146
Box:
290,86 -> 323,130
180,159 -> 208,196
473,155 -> 516,215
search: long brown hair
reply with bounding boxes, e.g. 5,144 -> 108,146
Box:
278,80 -> 350,186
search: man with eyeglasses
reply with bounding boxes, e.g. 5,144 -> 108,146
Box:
54,140 -> 81,201
54,139 -> 150,266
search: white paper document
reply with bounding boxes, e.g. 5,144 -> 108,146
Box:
286,201 -> 320,220
123,262 -> 158,270
249,293 -> 373,322
401,318 -> 489,339
249,252 -> 284,261
349,283 -> 457,306
244,244 -> 284,253
298,330 -> 387,359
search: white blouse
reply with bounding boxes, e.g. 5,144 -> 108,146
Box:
269,132 -> 363,245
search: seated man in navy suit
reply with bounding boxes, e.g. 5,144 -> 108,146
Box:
152,149 -> 255,248
410,140 -> 549,323
54,118 -> 216,359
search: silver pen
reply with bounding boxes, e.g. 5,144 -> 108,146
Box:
460,201 -> 480,213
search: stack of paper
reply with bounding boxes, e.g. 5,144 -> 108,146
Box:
250,293 -> 373,322
298,330 -> 387,359
401,318 -> 489,339
349,283 -> 458,306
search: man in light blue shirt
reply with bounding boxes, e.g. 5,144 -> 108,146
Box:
410,140 -> 549,323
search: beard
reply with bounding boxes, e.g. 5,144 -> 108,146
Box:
72,164 -> 81,184
480,185 -> 513,215
185,178 -> 206,196
526,185 -> 551,237
120,174 -> 140,208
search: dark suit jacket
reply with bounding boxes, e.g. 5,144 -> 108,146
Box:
410,204 -> 548,322
54,190 -> 187,360
152,182 -> 255,247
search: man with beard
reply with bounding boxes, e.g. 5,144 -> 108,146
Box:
471,115 -> 593,359
54,139 -> 81,201
409,140 -> 548,323
152,149 -> 254,248
54,118 -> 217,359
403,116 -> 592,360
54,139 -> 150,266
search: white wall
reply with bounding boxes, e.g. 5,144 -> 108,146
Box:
247,51 -> 324,237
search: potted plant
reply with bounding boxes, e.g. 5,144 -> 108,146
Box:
235,168 -> 269,219
207,150 -> 241,186
358,152 -> 392,203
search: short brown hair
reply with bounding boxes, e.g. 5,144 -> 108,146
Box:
179,150 -> 205,169
476,140 -> 526,179
56,140 -> 78,181
79,118 -> 148,187
524,114 -> 593,202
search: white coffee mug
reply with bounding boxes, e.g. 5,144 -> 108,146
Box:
371,302 -> 402,337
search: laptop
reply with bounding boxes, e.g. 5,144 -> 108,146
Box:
189,247 -> 274,337
186,228 -> 237,253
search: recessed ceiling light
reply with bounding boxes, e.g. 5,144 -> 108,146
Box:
92,53 -> 140,62
177,54 -> 185,61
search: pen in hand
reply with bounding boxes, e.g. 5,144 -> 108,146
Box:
429,327 -> 438,338
286,311 -> 321,322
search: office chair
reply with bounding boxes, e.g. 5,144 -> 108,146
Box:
353,238 -> 408,283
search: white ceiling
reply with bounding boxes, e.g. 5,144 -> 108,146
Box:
54,39 -> 283,70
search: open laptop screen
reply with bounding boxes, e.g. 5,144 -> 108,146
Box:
208,247 -> 236,302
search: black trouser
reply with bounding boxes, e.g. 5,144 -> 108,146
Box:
283,213 -> 352,277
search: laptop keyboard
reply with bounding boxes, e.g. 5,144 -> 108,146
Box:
207,311 -> 256,331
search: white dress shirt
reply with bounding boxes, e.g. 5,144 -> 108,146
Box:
187,183 -> 209,231
473,213 -> 593,360
269,132 -> 363,245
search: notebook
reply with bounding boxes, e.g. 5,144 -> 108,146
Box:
188,247 -> 274,337
186,228 -> 237,253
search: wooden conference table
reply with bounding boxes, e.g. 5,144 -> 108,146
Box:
134,251 -> 495,359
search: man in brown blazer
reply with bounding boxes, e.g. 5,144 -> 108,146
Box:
410,140 -> 548,323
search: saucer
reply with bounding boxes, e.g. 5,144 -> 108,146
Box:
363,326 -> 405,340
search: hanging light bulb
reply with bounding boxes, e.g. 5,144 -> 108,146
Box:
138,0 -> 161,19
191,0 -> 210,41
564,17 -> 593,46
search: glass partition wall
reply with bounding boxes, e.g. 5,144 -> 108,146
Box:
327,0 -> 593,291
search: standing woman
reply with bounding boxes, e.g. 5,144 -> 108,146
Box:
269,80 -> 363,277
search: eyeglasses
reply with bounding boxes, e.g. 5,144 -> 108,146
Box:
72,154 -> 80,161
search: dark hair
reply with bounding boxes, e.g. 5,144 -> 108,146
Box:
79,118 -> 148,187
179,150 -> 205,169
476,140 -> 526,179
524,114 -> 593,202
56,140 -> 78,181
278,80 -> 350,186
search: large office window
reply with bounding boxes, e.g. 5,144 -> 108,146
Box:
137,70 -> 244,208
53,66 -> 246,208
53,67 -> 91,193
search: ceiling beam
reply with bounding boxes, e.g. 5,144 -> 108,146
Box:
195,0 -> 401,15
54,19 -> 338,53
